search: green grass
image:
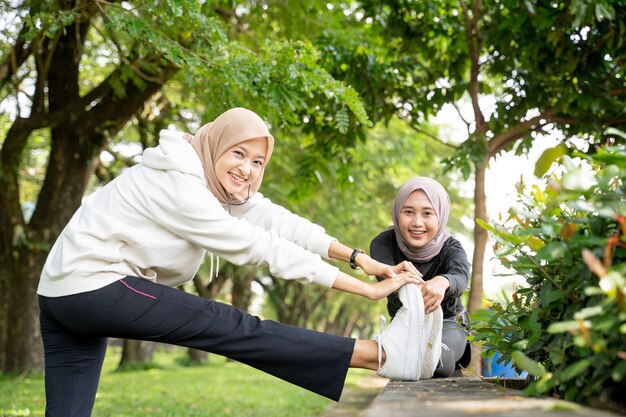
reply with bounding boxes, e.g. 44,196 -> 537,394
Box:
0,346 -> 371,417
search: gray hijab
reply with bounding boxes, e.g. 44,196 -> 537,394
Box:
392,177 -> 451,262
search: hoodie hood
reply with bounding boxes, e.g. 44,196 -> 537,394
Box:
141,130 -> 206,184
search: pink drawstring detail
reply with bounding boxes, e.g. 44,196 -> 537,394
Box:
119,279 -> 156,299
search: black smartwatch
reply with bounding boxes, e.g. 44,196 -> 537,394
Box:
349,248 -> 364,269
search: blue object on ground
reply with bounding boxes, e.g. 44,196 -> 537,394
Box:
482,351 -> 528,378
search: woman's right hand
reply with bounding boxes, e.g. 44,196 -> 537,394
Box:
395,260 -> 423,280
367,270 -> 424,301
331,269 -> 422,300
359,256 -> 424,282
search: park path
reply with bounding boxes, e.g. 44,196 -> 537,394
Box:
363,378 -> 622,417
318,376 -> 623,417
316,374 -> 388,417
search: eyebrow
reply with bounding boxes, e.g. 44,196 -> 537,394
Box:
234,145 -> 266,160
402,204 -> 434,210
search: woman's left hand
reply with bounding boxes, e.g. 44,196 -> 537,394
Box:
421,275 -> 450,313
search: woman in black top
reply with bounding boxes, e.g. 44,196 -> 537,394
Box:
370,177 -> 472,376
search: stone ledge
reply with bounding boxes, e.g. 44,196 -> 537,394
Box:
362,378 -> 620,417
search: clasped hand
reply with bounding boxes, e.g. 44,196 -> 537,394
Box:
367,260 -> 423,301
370,260 -> 450,314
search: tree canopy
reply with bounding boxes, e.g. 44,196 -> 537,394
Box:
0,0 -> 371,372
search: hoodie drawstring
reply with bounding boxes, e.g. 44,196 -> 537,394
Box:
208,253 -> 220,283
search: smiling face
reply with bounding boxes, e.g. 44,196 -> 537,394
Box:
214,137 -> 268,200
397,189 -> 439,250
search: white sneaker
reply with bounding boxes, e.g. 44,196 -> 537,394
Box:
376,283 -> 422,380
376,283 -> 443,380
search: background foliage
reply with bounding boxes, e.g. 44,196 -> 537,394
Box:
473,136 -> 626,408
2,0 -> 626,401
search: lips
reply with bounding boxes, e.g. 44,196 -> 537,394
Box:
229,172 -> 247,184
408,230 -> 427,239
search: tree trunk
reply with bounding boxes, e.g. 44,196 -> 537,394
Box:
231,274 -> 254,311
468,155 -> 489,376
468,157 -> 489,314
188,348 -> 208,364
0,249 -> 48,372
119,339 -> 156,368
0,49 -> 177,377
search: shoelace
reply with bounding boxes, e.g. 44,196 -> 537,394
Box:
376,315 -> 387,371
438,343 -> 450,369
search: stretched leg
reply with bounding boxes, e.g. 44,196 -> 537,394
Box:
39,297 -> 108,417
41,277 -> 355,402
350,340 -> 383,370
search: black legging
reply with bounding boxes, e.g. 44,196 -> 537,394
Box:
39,277 -> 355,416
433,318 -> 470,378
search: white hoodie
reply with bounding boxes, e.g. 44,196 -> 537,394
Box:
37,130 -> 339,297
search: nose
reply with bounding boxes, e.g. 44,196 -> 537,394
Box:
411,214 -> 424,226
238,160 -> 251,176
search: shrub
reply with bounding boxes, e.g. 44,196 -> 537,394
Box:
473,142 -> 626,408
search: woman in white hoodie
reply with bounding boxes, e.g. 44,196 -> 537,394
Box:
37,107 -> 423,416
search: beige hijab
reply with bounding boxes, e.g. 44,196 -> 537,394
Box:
187,107 -> 274,206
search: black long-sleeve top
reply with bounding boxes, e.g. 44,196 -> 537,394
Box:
370,229 -> 470,319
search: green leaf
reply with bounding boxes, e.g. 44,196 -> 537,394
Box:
559,358 -> 591,382
574,306 -> 604,319
525,235 -> 545,250
534,144 -> 569,177
335,107 -> 350,134
532,373 -> 557,394
523,0 -> 536,14
547,320 -> 579,333
605,127 -> 626,139
476,218 -> 496,233
512,351 -> 548,377
536,242 -> 567,261
595,2 -> 615,21
584,287 -> 605,296
471,308 -> 495,322
549,350 -> 565,366
612,360 -> 626,381
476,219 -> 525,245
519,315 -> 542,338
540,286 -> 563,307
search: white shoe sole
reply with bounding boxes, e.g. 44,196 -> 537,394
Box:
400,283 -> 422,380
420,306 -> 443,379
377,283 -> 444,380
